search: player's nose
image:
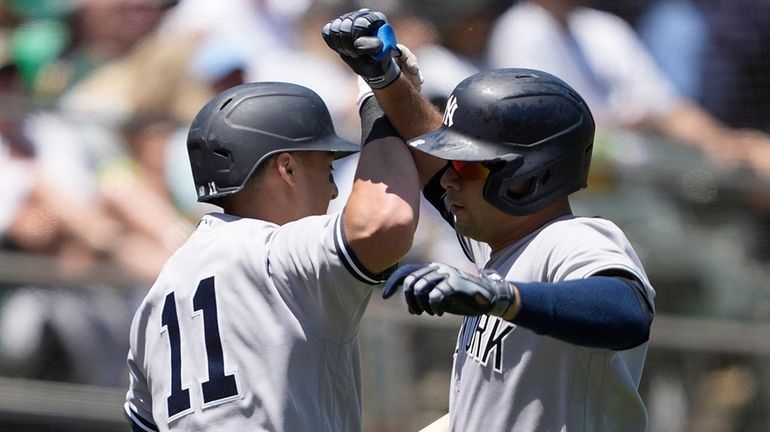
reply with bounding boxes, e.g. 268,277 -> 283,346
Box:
440,164 -> 461,191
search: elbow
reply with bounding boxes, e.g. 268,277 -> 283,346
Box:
624,323 -> 651,350
367,204 -> 419,259
376,221 -> 417,262
614,313 -> 653,351
344,200 -> 418,264
613,279 -> 655,350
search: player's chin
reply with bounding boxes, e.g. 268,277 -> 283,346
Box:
453,220 -> 475,238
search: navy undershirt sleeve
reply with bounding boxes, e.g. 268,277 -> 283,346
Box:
511,274 -> 654,350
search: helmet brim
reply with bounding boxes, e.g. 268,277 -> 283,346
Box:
285,134 -> 360,159
407,126 -> 519,163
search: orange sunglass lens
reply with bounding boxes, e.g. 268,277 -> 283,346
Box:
450,161 -> 490,180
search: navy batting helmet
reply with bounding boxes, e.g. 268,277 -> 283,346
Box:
187,82 -> 359,202
409,68 -> 595,216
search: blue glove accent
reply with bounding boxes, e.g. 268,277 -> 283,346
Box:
373,23 -> 398,60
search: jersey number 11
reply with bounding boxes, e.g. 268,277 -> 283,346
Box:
161,276 -> 239,419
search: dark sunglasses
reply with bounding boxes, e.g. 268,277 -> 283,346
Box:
449,161 -> 491,181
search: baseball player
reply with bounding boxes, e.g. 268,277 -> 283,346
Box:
324,10 -> 656,431
124,81 -> 421,431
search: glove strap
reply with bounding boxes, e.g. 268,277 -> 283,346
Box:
364,61 -> 401,89
480,271 -> 515,317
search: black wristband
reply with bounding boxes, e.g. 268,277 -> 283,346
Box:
359,95 -> 400,147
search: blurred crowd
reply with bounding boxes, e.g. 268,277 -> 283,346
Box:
0,0 -> 769,430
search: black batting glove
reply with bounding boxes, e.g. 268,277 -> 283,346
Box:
382,263 -> 517,317
322,8 -> 401,89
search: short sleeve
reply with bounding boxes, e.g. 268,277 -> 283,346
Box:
259,213 -> 382,340
542,219 -> 655,303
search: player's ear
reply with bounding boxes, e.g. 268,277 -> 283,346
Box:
275,152 -> 297,184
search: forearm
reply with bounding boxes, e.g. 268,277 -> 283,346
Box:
374,74 -> 442,139
373,74 -> 446,186
345,138 -> 420,273
345,98 -> 421,274
509,276 -> 654,350
655,101 -> 730,153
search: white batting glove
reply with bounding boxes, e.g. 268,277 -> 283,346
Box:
395,44 -> 423,91
356,75 -> 374,112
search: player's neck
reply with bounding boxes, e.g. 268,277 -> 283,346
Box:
223,174 -> 311,224
224,192 -> 296,225
232,204 -> 308,226
488,199 -> 573,254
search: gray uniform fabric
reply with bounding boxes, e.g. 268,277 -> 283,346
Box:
450,215 -> 655,431
125,212 -> 379,432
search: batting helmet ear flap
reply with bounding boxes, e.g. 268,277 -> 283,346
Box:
483,139 -> 591,216
483,156 -> 531,215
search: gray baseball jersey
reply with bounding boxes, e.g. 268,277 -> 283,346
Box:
450,215 -> 655,431
125,212 -> 382,432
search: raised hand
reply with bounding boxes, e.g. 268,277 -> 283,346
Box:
322,8 -> 401,89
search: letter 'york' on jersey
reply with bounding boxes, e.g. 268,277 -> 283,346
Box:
459,315 -> 514,373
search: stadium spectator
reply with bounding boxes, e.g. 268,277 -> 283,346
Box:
488,0 -> 770,180
0,52 -> 185,387
29,0 -> 174,99
0,0 -> 198,388
695,0 -> 770,132
638,0 -> 770,180
244,2 -> 359,137
157,0 -> 304,72
637,0 -> 709,101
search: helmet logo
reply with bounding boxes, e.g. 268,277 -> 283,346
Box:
443,95 -> 459,127
199,181 -> 218,197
